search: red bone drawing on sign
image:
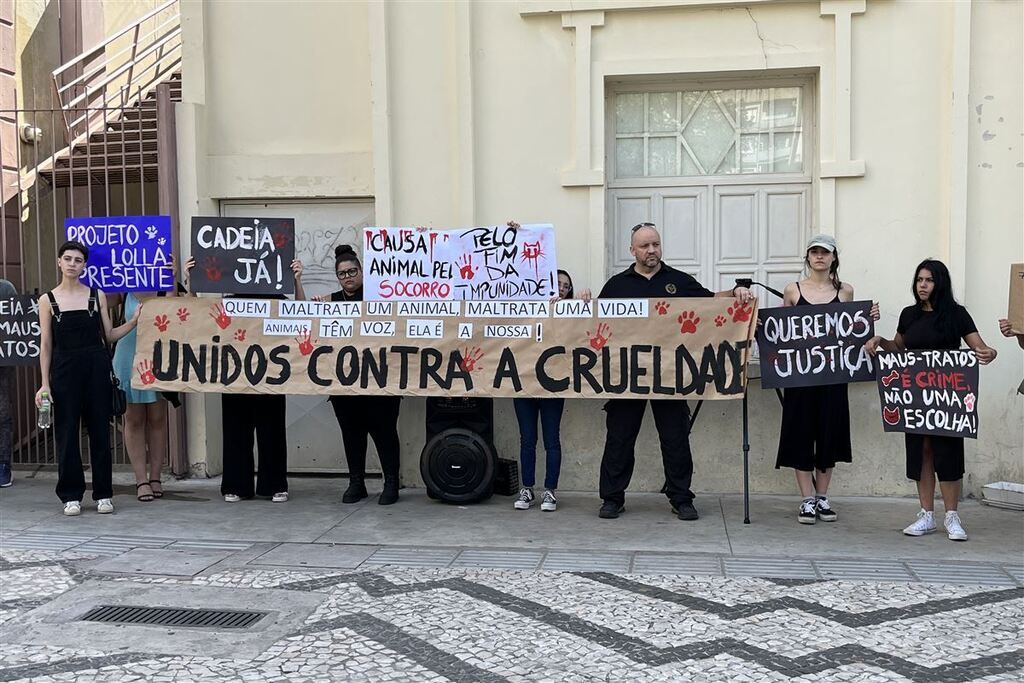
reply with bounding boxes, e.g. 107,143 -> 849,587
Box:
587,323 -> 612,350
153,315 -> 169,332
882,406 -> 901,425
677,311 -> 700,334
460,346 -> 484,372
880,370 -> 900,387
295,329 -> 316,356
209,303 -> 232,330
520,240 -> 544,278
137,359 -> 156,386
457,254 -> 476,280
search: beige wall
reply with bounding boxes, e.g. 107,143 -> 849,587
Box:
178,0 -> 1023,496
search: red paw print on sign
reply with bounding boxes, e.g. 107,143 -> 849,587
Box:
714,315 -> 726,327
677,310 -> 700,334
457,254 -> 476,281
176,307 -> 190,323
587,323 -> 612,350
153,314 -> 169,332
460,346 -> 484,372
137,359 -> 156,386
654,301 -> 670,316
295,329 -> 316,356
234,329 -> 247,342
209,303 -> 231,330
964,392 -> 976,412
728,302 -> 753,323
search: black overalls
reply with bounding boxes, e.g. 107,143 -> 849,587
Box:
47,289 -> 114,502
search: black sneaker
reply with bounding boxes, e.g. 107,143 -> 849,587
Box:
342,480 -> 368,504
815,497 -> 837,522
798,498 -> 817,524
378,479 -> 399,506
598,501 -> 624,519
672,501 -> 699,521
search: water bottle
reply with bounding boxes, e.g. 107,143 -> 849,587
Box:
37,391 -> 52,429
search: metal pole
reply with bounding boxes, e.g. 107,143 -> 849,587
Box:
742,389 -> 750,524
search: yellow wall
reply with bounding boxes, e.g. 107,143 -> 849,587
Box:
178,0 -> 1023,495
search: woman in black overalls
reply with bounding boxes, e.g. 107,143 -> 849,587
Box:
36,241 -> 140,516
315,245 -> 402,505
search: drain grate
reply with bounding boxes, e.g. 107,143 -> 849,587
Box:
80,605 -> 267,629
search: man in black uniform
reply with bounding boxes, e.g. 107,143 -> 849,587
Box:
596,223 -> 753,521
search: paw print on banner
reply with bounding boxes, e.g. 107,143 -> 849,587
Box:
295,329 -> 316,356
145,225 -> 158,240
157,237 -> 167,246
137,359 -> 156,386
654,301 -> 670,316
677,310 -> 700,334
234,329 -> 247,342
587,323 -> 612,350
964,392 -> 976,412
728,302 -> 753,323
459,346 -> 484,372
176,307 -> 190,323
714,315 -> 727,327
153,314 -> 170,332
209,303 -> 232,330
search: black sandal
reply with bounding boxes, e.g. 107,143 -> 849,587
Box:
136,482 -> 155,502
149,480 -> 164,499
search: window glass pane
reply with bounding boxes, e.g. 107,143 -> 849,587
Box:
773,131 -> 802,172
739,89 -> 770,132
681,143 -> 703,176
683,94 -> 734,173
615,94 -> 644,134
740,133 -> 769,173
648,136 -> 677,176
772,87 -> 801,128
715,142 -> 739,174
647,92 -> 678,132
616,138 -> 644,177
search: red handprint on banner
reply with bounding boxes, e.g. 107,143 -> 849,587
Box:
209,302 -> 232,330
587,323 -> 612,350
176,307 -> 190,322
153,314 -> 169,332
677,311 -> 701,334
272,230 -> 290,248
234,329 -> 247,342
137,359 -> 156,386
458,254 -> 476,281
459,346 -> 484,372
202,256 -> 223,282
295,329 -> 316,356
728,302 -> 753,323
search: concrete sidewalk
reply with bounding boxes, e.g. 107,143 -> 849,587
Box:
2,473 -> 1022,577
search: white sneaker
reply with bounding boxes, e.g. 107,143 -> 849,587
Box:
224,494 -> 241,503
271,492 -> 289,503
944,511 -> 968,541
513,487 -> 534,510
63,501 -> 82,516
903,509 -> 937,536
540,490 -> 557,512
96,498 -> 114,514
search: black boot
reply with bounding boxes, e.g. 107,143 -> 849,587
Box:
378,477 -> 399,505
342,476 -> 368,504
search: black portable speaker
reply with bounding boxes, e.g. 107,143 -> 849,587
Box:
421,397 -> 499,503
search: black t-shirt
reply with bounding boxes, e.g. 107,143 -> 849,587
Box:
897,304 -> 977,350
598,263 -> 714,299
330,286 -> 363,302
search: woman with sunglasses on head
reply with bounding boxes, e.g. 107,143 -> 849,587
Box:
775,235 -> 879,525
314,245 -> 402,505
35,241 -> 142,516
866,259 -> 997,541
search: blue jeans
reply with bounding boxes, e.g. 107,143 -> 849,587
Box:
513,397 -> 565,490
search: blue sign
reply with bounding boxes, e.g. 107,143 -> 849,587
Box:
64,216 -> 175,292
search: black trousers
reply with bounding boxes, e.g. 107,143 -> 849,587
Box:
329,395 -> 401,480
599,398 -> 694,507
52,350 -> 113,502
221,393 -> 288,497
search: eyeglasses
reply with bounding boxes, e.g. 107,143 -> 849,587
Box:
631,222 -> 656,233
336,268 -> 360,279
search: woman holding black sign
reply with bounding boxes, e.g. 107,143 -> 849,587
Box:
314,244 -> 403,505
866,259 -> 996,541
35,241 -> 142,516
775,235 -> 879,525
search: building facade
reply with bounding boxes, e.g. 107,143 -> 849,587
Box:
169,0 -> 1023,496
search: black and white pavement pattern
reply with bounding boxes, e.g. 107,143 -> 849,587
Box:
0,548 -> 1021,682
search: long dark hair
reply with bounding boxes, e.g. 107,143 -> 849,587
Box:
557,269 -> 574,300
334,244 -> 360,270
911,258 -> 958,339
804,249 -> 842,291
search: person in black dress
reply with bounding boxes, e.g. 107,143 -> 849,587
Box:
775,235 -> 879,525
315,245 -> 402,505
36,241 -> 141,515
866,259 -> 997,541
